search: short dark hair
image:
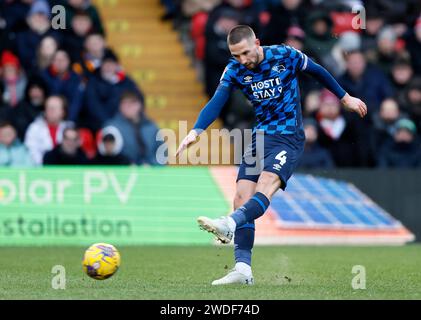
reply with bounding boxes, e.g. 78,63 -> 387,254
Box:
227,25 -> 255,45
102,49 -> 119,63
345,49 -> 364,60
103,133 -> 115,143
72,10 -> 91,19
62,126 -> 79,139
393,56 -> 412,68
86,32 -> 104,40
0,120 -> 13,129
120,90 -> 143,104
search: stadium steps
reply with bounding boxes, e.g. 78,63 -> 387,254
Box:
94,0 -> 230,163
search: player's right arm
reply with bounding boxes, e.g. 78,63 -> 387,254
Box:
175,65 -> 235,157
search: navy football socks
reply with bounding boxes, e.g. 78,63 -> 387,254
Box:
230,192 -> 270,228
234,227 -> 255,266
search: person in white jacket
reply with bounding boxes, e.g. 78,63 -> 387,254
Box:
24,95 -> 73,165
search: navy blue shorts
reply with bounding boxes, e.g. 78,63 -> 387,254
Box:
237,130 -> 305,190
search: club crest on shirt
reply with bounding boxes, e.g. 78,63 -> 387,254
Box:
272,64 -> 286,73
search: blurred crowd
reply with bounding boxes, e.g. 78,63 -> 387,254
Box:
165,0 -> 421,168
1,0 -> 421,169
0,0 -> 164,167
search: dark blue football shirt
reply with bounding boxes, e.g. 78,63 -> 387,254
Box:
217,45 -> 308,135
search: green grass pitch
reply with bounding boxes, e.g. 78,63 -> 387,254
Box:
0,245 -> 420,299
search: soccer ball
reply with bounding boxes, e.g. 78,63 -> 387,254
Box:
82,243 -> 121,280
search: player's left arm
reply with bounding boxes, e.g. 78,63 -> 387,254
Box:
300,56 -> 367,118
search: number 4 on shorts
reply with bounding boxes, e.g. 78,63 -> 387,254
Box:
275,151 -> 287,166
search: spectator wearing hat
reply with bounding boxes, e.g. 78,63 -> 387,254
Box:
92,126 -> 131,165
104,91 -> 165,165
370,26 -> 398,76
0,121 -> 34,167
24,95 -> 74,165
40,49 -> 85,122
83,50 -> 144,132
327,31 -> 361,78
299,118 -> 334,169
377,118 -> 421,168
43,127 -> 89,165
14,0 -> 61,74
285,25 -> 305,51
1,50 -> 27,108
316,89 -> 362,167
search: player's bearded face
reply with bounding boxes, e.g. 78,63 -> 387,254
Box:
229,38 -> 260,70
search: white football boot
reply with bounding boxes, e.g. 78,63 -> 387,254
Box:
197,216 -> 235,244
211,268 -> 254,286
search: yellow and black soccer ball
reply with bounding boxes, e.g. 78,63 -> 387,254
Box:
82,243 -> 121,280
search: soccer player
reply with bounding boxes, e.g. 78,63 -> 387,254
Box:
176,25 -> 367,285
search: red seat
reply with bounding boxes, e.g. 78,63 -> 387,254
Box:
191,12 -> 209,61
78,128 -> 97,159
330,12 -> 362,36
